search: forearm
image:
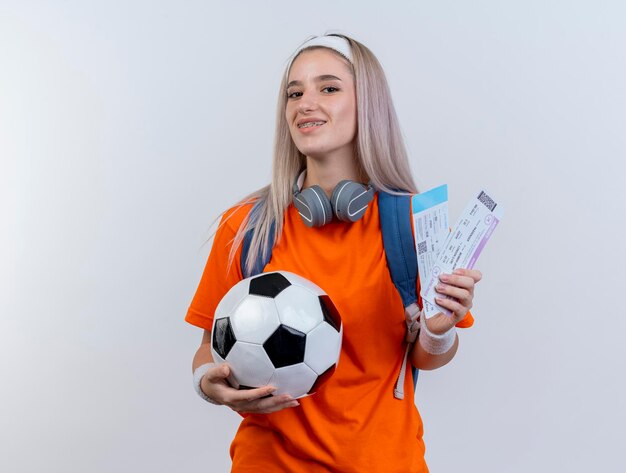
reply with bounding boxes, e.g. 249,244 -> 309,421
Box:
192,330 -> 214,372
409,332 -> 459,370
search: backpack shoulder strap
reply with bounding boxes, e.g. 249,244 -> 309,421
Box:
378,190 -> 421,398
378,191 -> 418,308
241,200 -> 275,278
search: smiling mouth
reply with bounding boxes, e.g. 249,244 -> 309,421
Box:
297,121 -> 326,129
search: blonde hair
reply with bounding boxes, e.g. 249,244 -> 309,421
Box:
222,33 -> 418,276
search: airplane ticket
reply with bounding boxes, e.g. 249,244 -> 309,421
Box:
421,189 -> 504,319
411,185 -> 450,318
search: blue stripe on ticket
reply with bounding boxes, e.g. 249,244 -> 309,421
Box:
411,184 -> 448,213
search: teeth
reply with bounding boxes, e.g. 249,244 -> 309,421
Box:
298,121 -> 325,128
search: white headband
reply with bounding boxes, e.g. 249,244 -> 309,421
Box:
287,35 -> 353,72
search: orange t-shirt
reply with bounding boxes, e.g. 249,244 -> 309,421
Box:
186,194 -> 473,473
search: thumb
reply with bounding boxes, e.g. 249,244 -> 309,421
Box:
218,363 -> 230,378
206,363 -> 230,382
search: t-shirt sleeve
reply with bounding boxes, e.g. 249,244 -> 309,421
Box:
456,310 -> 474,328
185,207 -> 247,331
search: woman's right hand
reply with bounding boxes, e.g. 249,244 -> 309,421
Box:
200,363 -> 300,414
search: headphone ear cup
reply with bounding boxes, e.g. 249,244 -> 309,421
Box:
294,185 -> 333,227
331,180 -> 375,223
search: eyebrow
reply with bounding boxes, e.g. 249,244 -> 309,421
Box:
286,75 -> 343,89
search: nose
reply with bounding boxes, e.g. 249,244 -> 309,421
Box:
297,91 -> 318,114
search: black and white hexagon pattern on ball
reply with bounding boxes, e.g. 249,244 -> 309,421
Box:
229,294 -> 281,344
279,271 -> 326,296
225,341 -> 276,388
308,364 -> 337,395
269,363 -> 319,398
210,276 -> 251,363
304,317 -> 342,375
249,272 -> 291,298
210,270 -> 343,397
318,295 -> 342,332
264,325 -> 307,368
212,317 -> 236,360
274,284 -> 324,334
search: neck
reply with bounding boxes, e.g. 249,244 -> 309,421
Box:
302,152 -> 365,198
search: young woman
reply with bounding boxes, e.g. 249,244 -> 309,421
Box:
186,34 -> 481,472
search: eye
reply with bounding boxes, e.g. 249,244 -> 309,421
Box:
287,90 -> 302,99
322,86 -> 340,93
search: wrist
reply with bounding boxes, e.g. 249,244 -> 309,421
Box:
419,316 -> 457,355
193,362 -> 219,404
424,314 -> 456,335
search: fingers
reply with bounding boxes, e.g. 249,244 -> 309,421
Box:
438,273 -> 472,291
225,391 -> 300,414
436,276 -> 472,311
435,295 -> 470,320
435,268 -> 482,319
437,269 -> 482,299
452,268 -> 482,283
223,385 -> 277,404
237,394 -> 300,414
204,363 -> 301,414
435,282 -> 472,307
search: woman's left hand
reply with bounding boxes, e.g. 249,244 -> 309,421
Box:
425,268 -> 483,335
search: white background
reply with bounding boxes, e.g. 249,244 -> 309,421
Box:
2,1 -> 625,471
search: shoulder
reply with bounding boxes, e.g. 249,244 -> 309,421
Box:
219,201 -> 256,234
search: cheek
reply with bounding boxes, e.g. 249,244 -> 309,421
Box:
286,99 -> 300,116
285,107 -> 300,140
284,104 -> 294,123
341,102 -> 358,134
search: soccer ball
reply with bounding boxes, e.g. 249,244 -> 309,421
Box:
211,271 -> 343,398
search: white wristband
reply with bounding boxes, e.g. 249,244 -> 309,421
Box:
418,317 -> 457,355
193,362 -> 219,405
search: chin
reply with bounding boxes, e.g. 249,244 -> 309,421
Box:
296,147 -> 331,160
291,140 -> 325,157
